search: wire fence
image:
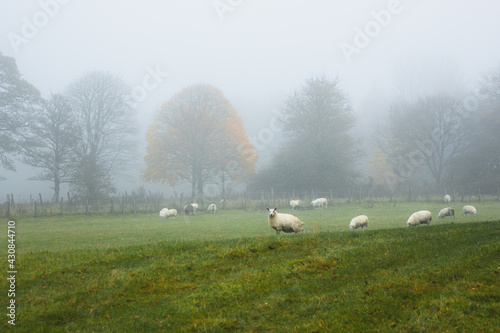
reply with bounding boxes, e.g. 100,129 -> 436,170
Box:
2,183 -> 499,219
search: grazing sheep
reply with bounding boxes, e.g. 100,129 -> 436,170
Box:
184,204 -> 194,215
159,208 -> 169,219
407,210 -> 432,227
191,203 -> 198,214
444,194 -> 451,203
437,207 -> 454,219
207,203 -> 217,214
349,215 -> 369,230
311,198 -> 328,208
463,205 -> 477,216
289,200 -> 301,210
266,208 -> 305,235
167,208 -> 177,218
317,198 -> 328,207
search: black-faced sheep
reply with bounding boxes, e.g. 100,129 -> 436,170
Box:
184,204 -> 194,215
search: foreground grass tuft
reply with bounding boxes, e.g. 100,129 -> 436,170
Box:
10,221 -> 500,332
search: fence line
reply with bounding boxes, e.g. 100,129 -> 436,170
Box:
2,185 -> 500,219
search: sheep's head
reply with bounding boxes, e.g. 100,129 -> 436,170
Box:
266,207 -> 277,218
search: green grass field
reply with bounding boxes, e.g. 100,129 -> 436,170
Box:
2,201 -> 500,332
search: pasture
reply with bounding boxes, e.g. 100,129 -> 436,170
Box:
2,201 -> 500,331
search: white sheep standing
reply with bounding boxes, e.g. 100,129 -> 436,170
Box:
207,203 -> 217,214
266,208 -> 305,235
463,205 -> 477,216
317,198 -> 328,207
311,198 -> 327,208
311,199 -> 323,208
167,208 -> 177,218
191,203 -> 198,213
159,208 -> 169,219
444,194 -> 451,203
407,210 -> 432,227
437,207 -> 454,219
349,215 -> 369,230
289,200 -> 301,210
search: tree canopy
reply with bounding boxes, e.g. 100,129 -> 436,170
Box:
142,84 -> 257,199
249,76 -> 360,192
0,52 -> 41,174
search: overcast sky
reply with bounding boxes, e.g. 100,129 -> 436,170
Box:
1,0 -> 499,201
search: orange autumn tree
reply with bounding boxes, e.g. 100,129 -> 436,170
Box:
142,84 -> 257,200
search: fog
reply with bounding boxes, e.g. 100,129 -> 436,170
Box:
1,0 -> 499,201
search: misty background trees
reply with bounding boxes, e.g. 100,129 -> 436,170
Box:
142,84 -> 257,201
248,76 -> 361,193
1,50 -> 500,203
0,52 -> 40,175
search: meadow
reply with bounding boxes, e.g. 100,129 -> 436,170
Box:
2,201 -> 499,332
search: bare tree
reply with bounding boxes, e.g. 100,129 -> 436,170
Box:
379,94 -> 472,186
0,52 -> 41,176
18,94 -> 78,202
67,71 -> 137,200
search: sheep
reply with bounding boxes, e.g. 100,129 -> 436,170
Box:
317,198 -> 328,207
349,215 -> 369,230
266,208 -> 305,235
437,207 -> 454,219
184,204 -> 194,215
159,208 -> 169,219
406,210 -> 432,227
444,194 -> 451,203
207,203 -> 217,214
463,205 -> 477,216
311,198 -> 326,208
191,203 -> 198,214
289,200 -> 301,210
167,208 -> 177,218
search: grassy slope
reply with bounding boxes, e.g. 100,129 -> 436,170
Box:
11,201 -> 500,253
2,202 -> 499,332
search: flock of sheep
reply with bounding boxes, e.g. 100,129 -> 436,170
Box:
159,202 -> 217,219
268,195 -> 478,235
159,195 -> 478,235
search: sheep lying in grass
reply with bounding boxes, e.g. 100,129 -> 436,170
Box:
266,208 -> 305,235
444,194 -> 451,203
207,203 -> 217,214
184,204 -> 194,215
463,205 -> 477,216
289,200 -> 301,210
167,209 -> 177,218
349,215 -> 369,230
159,208 -> 169,219
437,207 -> 454,219
407,210 -> 432,227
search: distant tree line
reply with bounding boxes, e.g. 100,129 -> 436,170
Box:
1,50 -> 499,201
0,53 -> 256,202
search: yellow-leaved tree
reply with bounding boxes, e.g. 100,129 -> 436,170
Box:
142,84 -> 257,200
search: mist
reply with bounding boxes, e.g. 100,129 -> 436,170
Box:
1,0 -> 499,201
